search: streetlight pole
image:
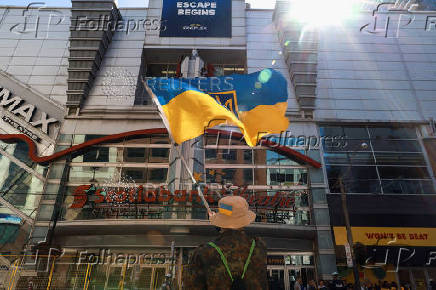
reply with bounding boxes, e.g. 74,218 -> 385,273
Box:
338,177 -> 361,290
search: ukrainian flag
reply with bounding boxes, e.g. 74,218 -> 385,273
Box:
145,69 -> 289,147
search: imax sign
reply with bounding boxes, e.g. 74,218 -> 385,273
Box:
0,86 -> 58,136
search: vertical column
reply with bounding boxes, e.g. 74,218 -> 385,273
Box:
307,129 -> 337,280
273,0 -> 319,119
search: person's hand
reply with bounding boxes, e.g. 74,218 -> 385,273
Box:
208,211 -> 216,218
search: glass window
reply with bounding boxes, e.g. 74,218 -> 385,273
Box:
256,150 -> 301,166
320,126 -> 346,137
82,147 -> 110,163
0,160 -> 43,208
374,152 -> 426,165
68,166 -> 118,183
321,125 -> 434,194
324,152 -> 375,165
371,140 -> 422,152
343,127 -> 369,139
206,168 -> 253,185
369,127 -> 417,139
326,165 -> 381,193
121,168 -> 147,183
381,179 -> 435,194
150,148 -> 169,159
206,149 -> 252,164
124,148 -> 146,163
205,149 -> 217,160
326,139 -> 370,152
259,168 -> 307,186
0,140 -> 34,167
147,168 -> 168,183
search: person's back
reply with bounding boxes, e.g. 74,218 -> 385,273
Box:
183,196 -> 268,290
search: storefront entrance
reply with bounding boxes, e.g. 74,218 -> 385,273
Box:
267,253 -> 316,290
267,266 -> 316,290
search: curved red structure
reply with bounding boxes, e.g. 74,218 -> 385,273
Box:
0,128 -> 321,168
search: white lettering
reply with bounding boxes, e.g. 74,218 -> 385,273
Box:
12,104 -> 35,122
30,112 -> 58,134
0,88 -> 22,112
178,9 -> 184,15
427,251 -> 436,266
178,2 -> 217,10
0,86 -> 59,137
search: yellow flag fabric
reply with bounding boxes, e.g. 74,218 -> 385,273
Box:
145,69 -> 289,147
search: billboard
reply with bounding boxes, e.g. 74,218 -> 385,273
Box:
159,0 -> 232,38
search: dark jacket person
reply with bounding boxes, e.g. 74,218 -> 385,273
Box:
183,196 -> 268,290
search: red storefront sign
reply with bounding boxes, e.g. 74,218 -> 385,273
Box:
70,185 -> 305,210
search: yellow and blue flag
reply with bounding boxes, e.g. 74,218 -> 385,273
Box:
219,203 -> 233,216
145,69 -> 289,147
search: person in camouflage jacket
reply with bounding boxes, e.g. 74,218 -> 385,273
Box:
183,196 -> 268,290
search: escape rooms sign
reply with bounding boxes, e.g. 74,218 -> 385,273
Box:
160,0 -> 232,37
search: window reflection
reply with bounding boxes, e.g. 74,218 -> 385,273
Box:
321,126 -> 435,194
68,167 -> 118,183
264,168 -> 307,186
205,149 -> 252,164
255,209 -> 310,225
206,168 -> 253,185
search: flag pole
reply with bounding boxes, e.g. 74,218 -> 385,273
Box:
143,79 -> 213,216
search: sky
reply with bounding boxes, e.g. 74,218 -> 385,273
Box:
5,0 -> 276,9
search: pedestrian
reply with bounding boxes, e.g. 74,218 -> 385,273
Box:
183,196 -> 268,289
295,277 -> 303,290
375,280 -> 382,290
319,280 -> 328,290
308,279 -> 317,290
382,281 -> 390,290
331,272 -> 346,290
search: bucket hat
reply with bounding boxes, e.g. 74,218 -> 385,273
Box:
210,196 -> 256,229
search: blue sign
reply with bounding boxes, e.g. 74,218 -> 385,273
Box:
160,0 -> 232,38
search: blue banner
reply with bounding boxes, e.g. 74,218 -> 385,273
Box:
160,0 -> 232,38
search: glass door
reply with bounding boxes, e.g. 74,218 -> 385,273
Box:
287,267 -> 316,290
268,267 -> 286,290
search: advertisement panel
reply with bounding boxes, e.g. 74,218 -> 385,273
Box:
333,226 -> 436,247
159,0 -> 232,37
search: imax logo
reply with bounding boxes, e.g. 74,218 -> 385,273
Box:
0,87 -> 58,135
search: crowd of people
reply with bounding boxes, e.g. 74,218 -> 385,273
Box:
292,273 -> 436,290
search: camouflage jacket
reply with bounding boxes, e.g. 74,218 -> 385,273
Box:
183,230 -> 268,290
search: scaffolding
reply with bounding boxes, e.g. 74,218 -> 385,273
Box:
0,254 -> 178,290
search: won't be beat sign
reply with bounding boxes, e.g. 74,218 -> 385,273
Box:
160,0 -> 232,38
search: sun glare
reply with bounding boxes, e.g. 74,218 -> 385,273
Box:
288,0 -> 359,27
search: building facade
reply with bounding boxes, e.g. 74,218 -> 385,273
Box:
0,0 -> 435,289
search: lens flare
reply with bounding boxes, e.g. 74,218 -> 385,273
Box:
288,0 -> 359,27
